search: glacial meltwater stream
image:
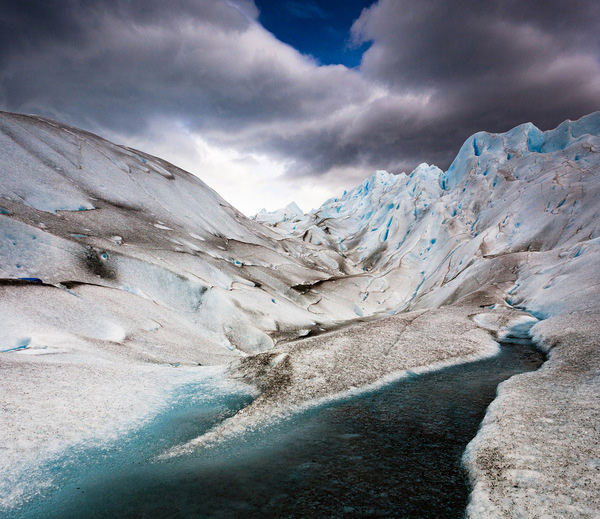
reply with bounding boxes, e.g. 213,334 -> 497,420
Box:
12,341 -> 544,519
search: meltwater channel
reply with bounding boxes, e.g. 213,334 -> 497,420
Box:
12,341 -> 544,519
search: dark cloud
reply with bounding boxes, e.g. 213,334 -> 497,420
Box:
0,0 -> 599,191
350,0 -> 600,166
353,0 -> 599,88
0,1 -> 254,62
0,0 -> 370,132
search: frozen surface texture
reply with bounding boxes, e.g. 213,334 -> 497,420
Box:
1,110 -> 600,516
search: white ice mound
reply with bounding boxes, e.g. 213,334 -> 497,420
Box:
0,111 -> 352,360
253,201 -> 305,226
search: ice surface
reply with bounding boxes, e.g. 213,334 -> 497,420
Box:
0,111 -> 350,506
0,111 -> 351,357
2,110 -> 600,516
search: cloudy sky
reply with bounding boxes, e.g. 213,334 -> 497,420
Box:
1,0 -> 599,214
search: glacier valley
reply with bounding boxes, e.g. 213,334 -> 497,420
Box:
1,110 -> 599,517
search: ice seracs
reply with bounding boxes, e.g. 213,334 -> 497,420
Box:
254,201 -> 304,226
257,112 -> 600,322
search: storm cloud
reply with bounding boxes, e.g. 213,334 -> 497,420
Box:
351,0 -> 600,165
0,0 -> 599,211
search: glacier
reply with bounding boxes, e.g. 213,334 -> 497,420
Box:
1,110 -> 599,517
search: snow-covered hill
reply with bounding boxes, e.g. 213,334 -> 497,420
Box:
0,111 -> 355,508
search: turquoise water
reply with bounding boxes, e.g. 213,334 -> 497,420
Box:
10,342 -> 544,519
